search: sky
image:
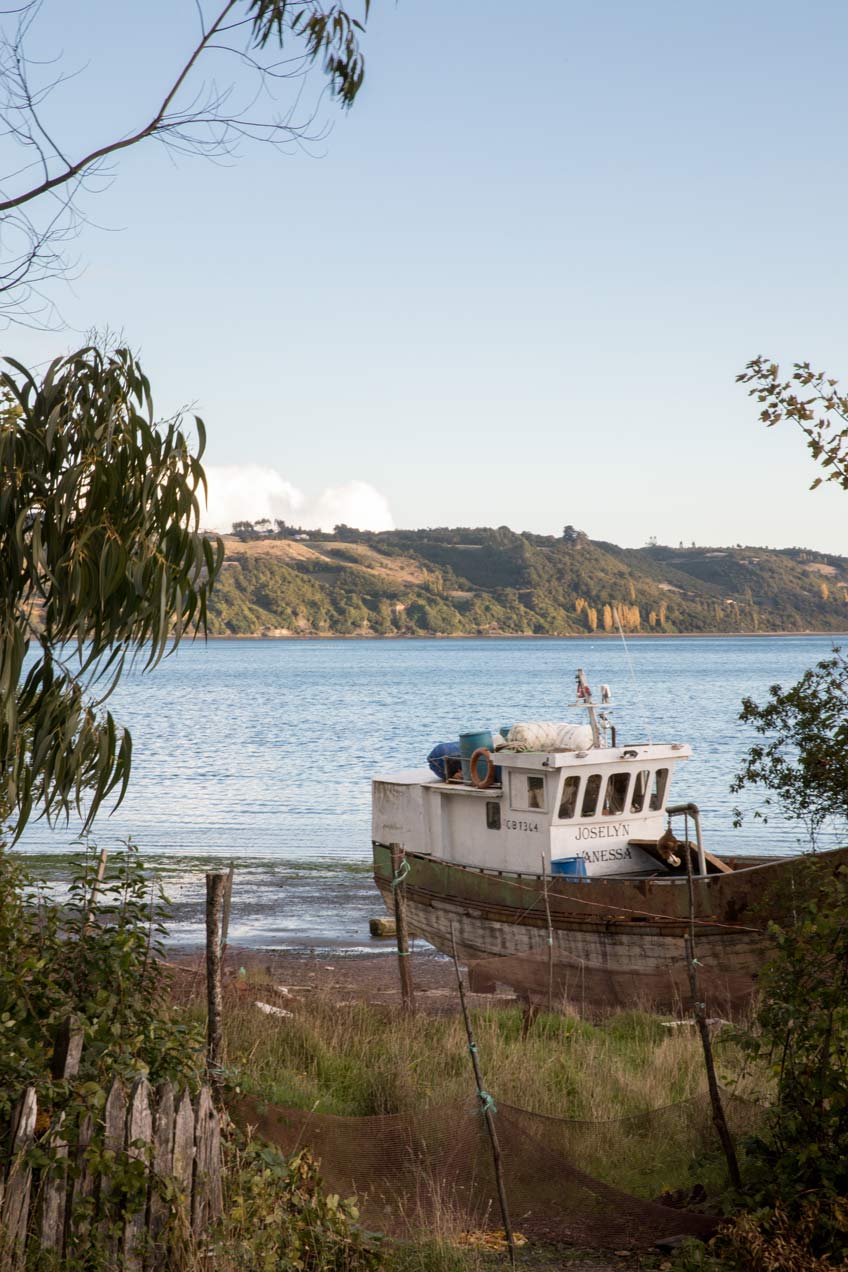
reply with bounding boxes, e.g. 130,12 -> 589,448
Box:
3,0 -> 848,550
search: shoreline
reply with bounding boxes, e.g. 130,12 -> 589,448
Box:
204,630 -> 848,641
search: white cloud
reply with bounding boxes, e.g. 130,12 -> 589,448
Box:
202,465 -> 394,533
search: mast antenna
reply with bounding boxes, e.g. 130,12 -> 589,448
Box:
613,606 -> 653,745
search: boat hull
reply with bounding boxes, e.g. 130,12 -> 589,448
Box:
372,841 -> 848,1013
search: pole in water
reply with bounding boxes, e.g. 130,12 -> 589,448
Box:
682,819 -> 742,1191
390,843 -> 415,1013
451,924 -> 516,1269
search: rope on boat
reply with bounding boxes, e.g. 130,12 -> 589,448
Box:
381,845 -> 766,934
485,869 -> 765,934
390,857 -> 411,888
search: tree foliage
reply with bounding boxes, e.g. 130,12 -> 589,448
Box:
731,649 -> 848,843
0,346 -> 223,839
717,861 -> 848,1269
0,844 -> 202,1119
204,525 -> 848,638
738,355 -> 848,492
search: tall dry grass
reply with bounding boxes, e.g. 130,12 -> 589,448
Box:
219,989 -> 764,1121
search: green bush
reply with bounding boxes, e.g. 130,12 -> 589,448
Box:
220,1137 -> 381,1272
0,842 -> 202,1119
723,860 -> 848,1265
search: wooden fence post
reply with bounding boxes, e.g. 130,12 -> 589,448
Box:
389,843 -> 415,1013
0,1066 -> 224,1268
68,1112 -> 96,1251
172,1088 -> 196,1202
123,1078 -> 153,1271
36,1015 -> 85,1255
205,871 -> 227,1086
99,1079 -> 127,1262
1,1087 -> 37,1269
192,1087 -> 223,1237
146,1082 -> 175,1271
37,1112 -> 68,1254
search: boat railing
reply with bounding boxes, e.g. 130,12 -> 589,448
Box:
666,802 -> 707,876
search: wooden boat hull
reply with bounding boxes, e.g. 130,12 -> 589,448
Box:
372,841 -> 848,1013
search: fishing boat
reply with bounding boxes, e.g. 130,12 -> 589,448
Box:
372,669 -> 846,1012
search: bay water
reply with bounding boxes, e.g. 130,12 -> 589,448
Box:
15,635 -> 844,950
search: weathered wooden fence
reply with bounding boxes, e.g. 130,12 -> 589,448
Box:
0,1071 -> 223,1269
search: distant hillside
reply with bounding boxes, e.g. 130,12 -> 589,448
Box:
206,525 -> 848,637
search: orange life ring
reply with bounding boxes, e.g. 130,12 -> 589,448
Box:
470,747 -> 495,789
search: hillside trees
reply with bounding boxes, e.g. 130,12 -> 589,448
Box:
0,347 -> 223,839
0,0 -> 372,322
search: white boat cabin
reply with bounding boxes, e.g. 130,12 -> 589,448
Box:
372,670 -> 698,880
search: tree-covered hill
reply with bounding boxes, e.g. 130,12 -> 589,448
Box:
206,524 -> 848,637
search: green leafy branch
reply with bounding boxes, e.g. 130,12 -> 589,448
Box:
0,347 -> 224,839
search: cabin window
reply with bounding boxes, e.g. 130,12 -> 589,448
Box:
527,776 -> 545,810
650,768 -> 669,811
510,773 -> 547,812
581,773 -> 602,818
486,801 -> 501,830
603,772 -> 630,816
630,770 -> 650,813
558,775 -> 580,819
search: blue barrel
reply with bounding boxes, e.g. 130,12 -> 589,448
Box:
551,857 -> 589,880
459,729 -> 494,784
427,742 -> 461,781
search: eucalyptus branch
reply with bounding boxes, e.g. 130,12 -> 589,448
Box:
0,0 -> 371,321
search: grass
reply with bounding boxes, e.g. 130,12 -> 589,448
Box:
218,989 -> 762,1119
206,984 -> 768,1201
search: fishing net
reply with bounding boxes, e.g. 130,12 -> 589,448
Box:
229,1090 -> 761,1250
378,850 -> 771,1018
462,943 -> 756,1019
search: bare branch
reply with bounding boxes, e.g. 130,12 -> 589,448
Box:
0,0 -> 371,323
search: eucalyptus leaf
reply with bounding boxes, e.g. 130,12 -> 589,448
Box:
0,347 -> 223,840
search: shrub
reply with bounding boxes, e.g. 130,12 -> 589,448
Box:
727,859 -> 848,1265
219,1136 -> 381,1272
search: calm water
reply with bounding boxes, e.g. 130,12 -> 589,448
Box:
16,636 -> 844,948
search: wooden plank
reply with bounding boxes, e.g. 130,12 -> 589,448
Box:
1,1087 -> 37,1269
206,1097 -> 223,1224
192,1087 -> 222,1236
98,1078 -> 127,1261
123,1077 -> 153,1271
146,1082 -> 175,1272
37,1111 -> 68,1254
51,1016 -> 84,1081
67,1112 -> 96,1253
172,1088 -> 195,1202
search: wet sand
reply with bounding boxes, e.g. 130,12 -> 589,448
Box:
166,942 -> 518,1013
